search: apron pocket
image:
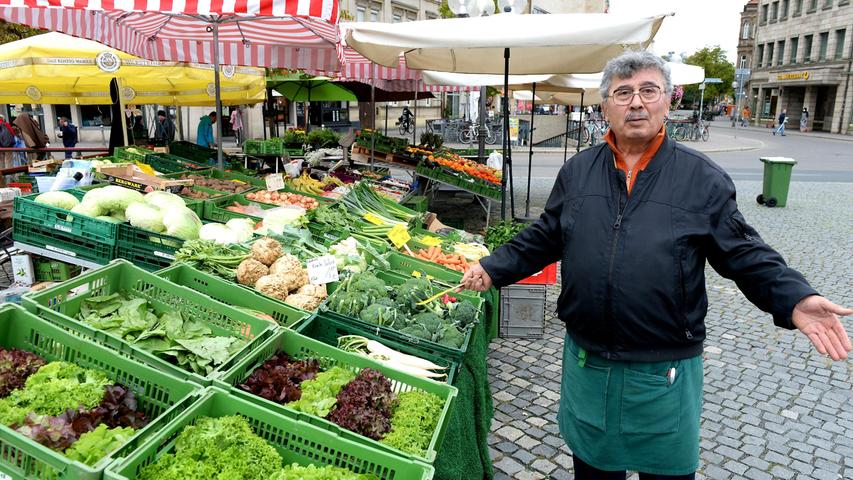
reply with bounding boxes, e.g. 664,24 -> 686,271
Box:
620,367 -> 682,435
562,345 -> 610,432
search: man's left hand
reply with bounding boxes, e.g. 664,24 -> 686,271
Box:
792,295 -> 852,361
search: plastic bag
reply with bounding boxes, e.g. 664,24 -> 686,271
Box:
487,151 -> 503,171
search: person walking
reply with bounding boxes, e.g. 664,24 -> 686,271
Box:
0,115 -> 16,169
800,106 -> 809,132
13,112 -> 50,160
741,105 -> 751,127
773,109 -> 787,136
230,106 -> 244,146
196,111 -> 217,149
154,110 -> 176,145
57,117 -> 78,159
462,51 -> 851,480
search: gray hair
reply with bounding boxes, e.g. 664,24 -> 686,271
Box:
599,51 -> 673,100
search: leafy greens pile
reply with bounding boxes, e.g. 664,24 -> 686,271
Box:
327,368 -> 395,440
77,293 -> 246,375
238,354 -> 321,404
380,390 -> 445,457
0,348 -> 46,398
139,415 -> 378,480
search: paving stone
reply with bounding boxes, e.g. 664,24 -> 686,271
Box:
493,456 -> 524,475
495,425 -> 524,442
531,458 -> 557,475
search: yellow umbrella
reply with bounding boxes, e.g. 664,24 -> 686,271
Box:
0,32 -> 266,106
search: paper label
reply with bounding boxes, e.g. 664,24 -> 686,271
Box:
53,223 -> 73,233
46,245 -> 76,257
363,213 -> 384,225
154,251 -> 176,260
265,173 -> 285,192
387,224 -> 411,249
0,469 -> 13,480
419,235 -> 442,247
306,255 -> 340,285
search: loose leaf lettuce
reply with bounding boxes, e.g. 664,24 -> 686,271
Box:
327,369 -> 395,440
272,463 -> 379,480
65,424 -> 135,466
286,366 -> 356,418
0,348 -> 47,398
380,390 -> 444,457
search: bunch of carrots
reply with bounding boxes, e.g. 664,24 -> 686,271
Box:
427,152 -> 502,185
409,246 -> 472,273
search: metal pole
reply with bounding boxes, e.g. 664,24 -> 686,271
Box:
385,104 -> 389,136
212,22 -> 225,169
477,85 -> 488,162
525,82 -> 536,217
576,92 -> 585,153
370,62 -> 376,170
413,86 -> 418,144
563,105 -> 570,162
500,48 -> 509,220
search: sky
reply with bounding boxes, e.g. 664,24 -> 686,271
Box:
608,0 -> 748,65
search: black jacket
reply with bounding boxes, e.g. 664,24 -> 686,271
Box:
480,137 -> 817,361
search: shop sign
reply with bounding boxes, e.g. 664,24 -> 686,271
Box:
777,72 -> 810,81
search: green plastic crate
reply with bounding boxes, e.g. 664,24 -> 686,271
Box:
402,194 -> 429,213
202,192 -> 275,223
145,153 -> 209,172
114,146 -> 156,164
324,270 -> 483,363
105,387 -> 434,480
156,263 -> 308,328
167,141 -> 216,164
114,244 -> 174,272
385,251 -> 463,283
115,223 -> 184,266
12,219 -> 115,265
242,139 -> 263,155
0,304 -> 199,480
13,190 -> 119,245
32,257 -> 82,282
215,328 -> 457,465
22,259 -> 277,386
297,313 -> 459,384
164,169 -> 265,188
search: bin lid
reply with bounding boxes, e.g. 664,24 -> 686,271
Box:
760,157 -> 797,165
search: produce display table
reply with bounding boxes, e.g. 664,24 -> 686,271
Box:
416,172 -> 495,226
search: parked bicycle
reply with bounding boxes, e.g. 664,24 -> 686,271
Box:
583,119 -> 608,146
458,121 -> 497,145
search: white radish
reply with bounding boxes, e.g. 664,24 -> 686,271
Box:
365,340 -> 447,371
367,353 -> 448,380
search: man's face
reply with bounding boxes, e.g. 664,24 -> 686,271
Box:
158,115 -> 165,122
59,119 -> 66,126
211,115 -> 217,124
601,68 -> 669,145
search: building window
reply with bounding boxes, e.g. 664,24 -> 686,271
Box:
804,34 -> 813,62
793,0 -> 803,14
757,44 -> 765,67
80,105 -> 111,127
742,22 -> 750,39
823,0 -> 832,7
835,29 -> 846,59
392,13 -> 402,22
770,1 -> 779,20
356,7 -> 365,21
740,55 -> 748,69
807,0 -> 817,11
777,40 -> 785,65
819,31 -> 829,60
781,0 -> 789,18
767,42 -> 775,65
760,4 -> 769,23
790,37 -> 799,63
370,8 -> 379,21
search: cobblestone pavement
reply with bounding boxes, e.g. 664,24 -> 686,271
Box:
487,180 -> 853,480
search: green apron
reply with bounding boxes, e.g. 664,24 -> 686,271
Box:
558,334 -> 703,476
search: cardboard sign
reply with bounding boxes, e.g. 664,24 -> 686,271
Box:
306,255 -> 340,285
265,173 -> 285,192
419,235 -> 443,247
363,213 -> 384,225
387,224 -> 411,249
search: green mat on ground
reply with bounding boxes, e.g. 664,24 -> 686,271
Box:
435,318 -> 494,480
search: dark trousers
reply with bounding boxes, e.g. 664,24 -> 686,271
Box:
573,455 -> 696,480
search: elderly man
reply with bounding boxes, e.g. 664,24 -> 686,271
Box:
462,51 -> 850,479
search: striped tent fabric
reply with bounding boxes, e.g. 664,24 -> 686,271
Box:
0,2 -> 340,70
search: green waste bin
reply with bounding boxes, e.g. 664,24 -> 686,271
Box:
757,157 -> 797,207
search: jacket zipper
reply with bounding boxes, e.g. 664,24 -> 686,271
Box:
605,171 -> 631,353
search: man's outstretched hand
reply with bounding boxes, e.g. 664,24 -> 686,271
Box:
792,295 -> 852,361
462,263 -> 493,292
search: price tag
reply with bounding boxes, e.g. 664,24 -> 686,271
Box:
363,213 -> 384,225
420,235 -> 443,247
306,255 -> 340,285
411,271 -> 422,278
265,173 -> 285,191
0,470 -> 12,480
387,224 -> 411,249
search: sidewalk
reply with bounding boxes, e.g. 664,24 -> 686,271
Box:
713,121 -> 853,143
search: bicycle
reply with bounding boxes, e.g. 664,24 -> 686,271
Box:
458,121 -> 497,145
584,119 -> 608,146
397,116 -> 414,135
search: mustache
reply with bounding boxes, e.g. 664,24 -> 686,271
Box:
625,112 -> 649,121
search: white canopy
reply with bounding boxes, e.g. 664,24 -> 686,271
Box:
341,12 -> 670,75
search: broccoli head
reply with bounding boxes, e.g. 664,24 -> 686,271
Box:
375,297 -> 397,309
395,278 -> 432,308
359,303 -> 398,326
398,324 -> 431,341
348,273 -> 387,299
449,301 -> 479,329
329,291 -> 368,317
439,324 -> 465,349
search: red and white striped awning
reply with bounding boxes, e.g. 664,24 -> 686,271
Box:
0,2 -> 340,70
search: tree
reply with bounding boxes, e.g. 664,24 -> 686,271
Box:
0,20 -> 44,45
680,46 -> 734,109
439,1 -> 500,18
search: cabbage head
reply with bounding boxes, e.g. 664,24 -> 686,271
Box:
95,215 -> 123,223
91,186 -> 144,214
162,206 -> 202,240
144,191 -> 186,211
34,191 -> 79,211
126,203 -> 165,233
70,201 -> 104,218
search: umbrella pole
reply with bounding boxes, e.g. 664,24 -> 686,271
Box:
525,82 -> 536,217
477,86 -> 487,163
501,48 -> 509,220
563,105 -> 570,163
413,85 -> 418,145
212,22 -> 225,169
576,91 -> 585,154
370,63 -> 376,171
384,104 -> 389,136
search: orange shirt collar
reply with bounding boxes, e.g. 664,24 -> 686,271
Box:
604,127 -> 666,193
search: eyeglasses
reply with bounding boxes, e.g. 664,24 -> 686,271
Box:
610,86 -> 663,106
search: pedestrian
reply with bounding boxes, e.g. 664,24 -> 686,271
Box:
462,50 -> 851,480
230,106 -> 244,146
57,117 -> 78,159
196,111 -> 217,149
13,112 -> 50,160
800,106 -> 809,132
0,115 -> 16,169
773,108 -> 787,136
154,110 -> 176,145
741,105 -> 751,127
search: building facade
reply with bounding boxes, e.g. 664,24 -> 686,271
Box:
749,0 -> 853,133
736,0 -> 759,115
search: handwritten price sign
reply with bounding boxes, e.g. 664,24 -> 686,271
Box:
306,255 -> 339,285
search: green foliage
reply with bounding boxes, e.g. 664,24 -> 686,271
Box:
681,46 -> 735,107
139,416 -> 283,480
0,20 -> 44,45
273,464 -> 378,480
65,425 -> 136,466
306,129 -> 341,149
439,0 -> 499,18
380,390 -> 444,456
484,220 -> 527,251
419,132 -> 444,150
286,366 -> 357,418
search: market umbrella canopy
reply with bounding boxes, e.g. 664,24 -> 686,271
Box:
0,32 -> 266,106
269,74 -> 357,102
335,82 -> 434,102
342,12 -> 670,74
